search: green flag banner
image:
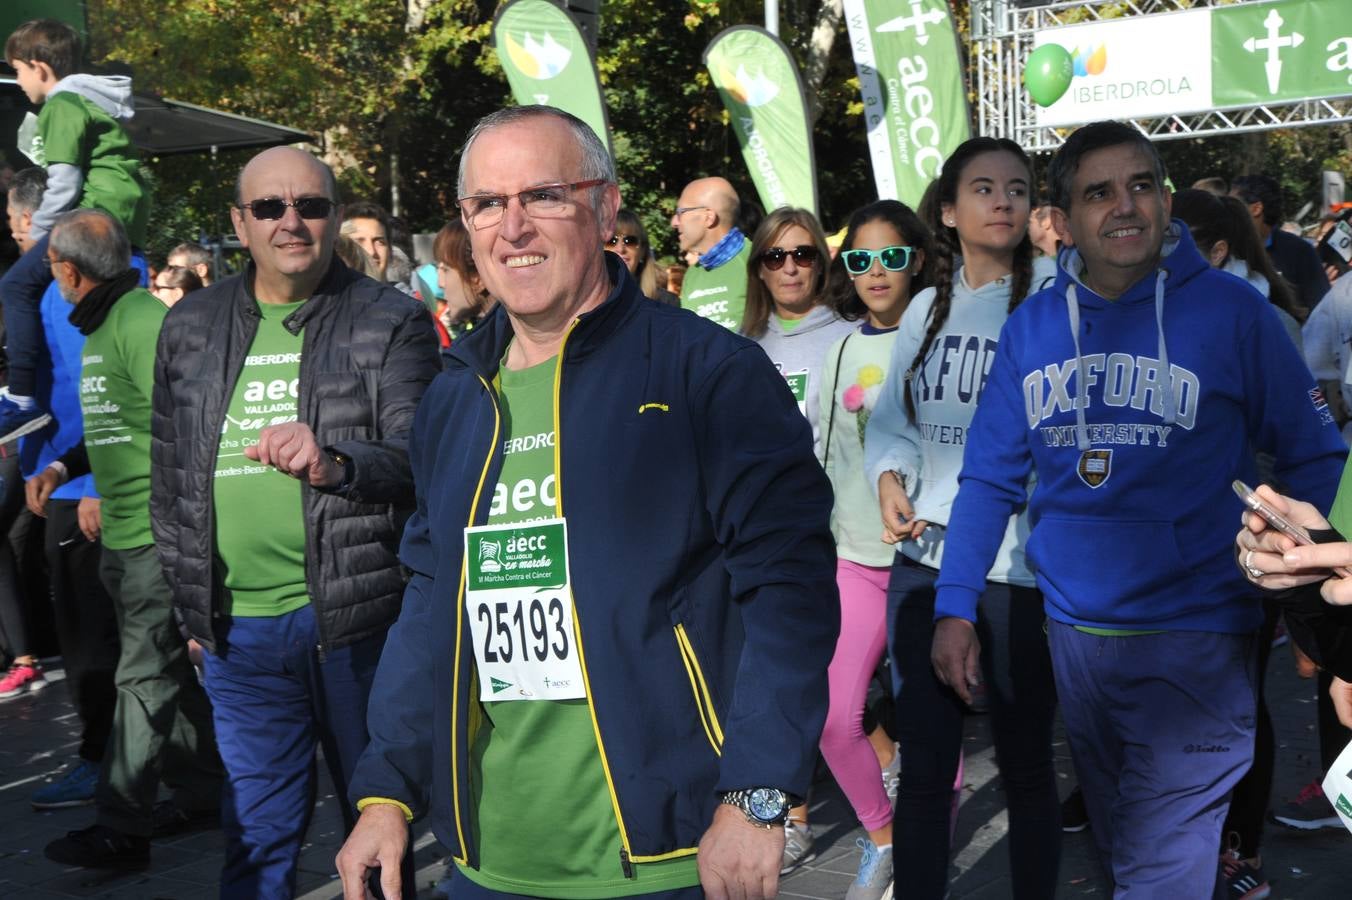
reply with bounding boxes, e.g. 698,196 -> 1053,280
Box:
704,27 -> 818,215
1212,0 -> 1351,107
842,0 -> 971,206
1036,0 -> 1352,127
492,0 -> 612,155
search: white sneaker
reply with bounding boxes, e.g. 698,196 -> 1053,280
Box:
780,819 -> 816,874
845,837 -> 894,900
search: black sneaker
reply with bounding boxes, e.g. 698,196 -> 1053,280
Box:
1062,786 -> 1090,833
152,800 -> 221,837
45,824 -> 149,870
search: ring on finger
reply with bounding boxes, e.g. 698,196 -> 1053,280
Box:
1244,549 -> 1265,579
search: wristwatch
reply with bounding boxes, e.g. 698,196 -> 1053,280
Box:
720,787 -> 794,827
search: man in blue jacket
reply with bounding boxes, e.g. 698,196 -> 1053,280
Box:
337,105 -> 838,900
929,121 -> 1346,896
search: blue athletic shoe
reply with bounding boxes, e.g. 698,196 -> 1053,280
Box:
32,758 -> 99,809
0,391 -> 51,446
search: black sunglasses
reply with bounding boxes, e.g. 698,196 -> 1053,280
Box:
843,245 -> 916,275
607,234 -> 641,247
759,245 -> 819,271
238,197 -> 335,220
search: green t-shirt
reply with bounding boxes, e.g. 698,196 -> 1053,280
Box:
37,91 -> 151,246
459,353 -> 699,897
80,287 -> 166,549
211,300 -> 309,618
681,241 -> 751,332
1328,460 -> 1352,537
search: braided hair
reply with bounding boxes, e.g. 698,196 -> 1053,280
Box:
904,137 -> 1036,418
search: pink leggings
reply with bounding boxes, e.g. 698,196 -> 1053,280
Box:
820,558 -> 894,832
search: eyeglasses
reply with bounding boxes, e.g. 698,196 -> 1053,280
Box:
607,234 -> 641,247
758,245 -> 819,271
237,197 -> 336,220
673,205 -> 708,217
842,245 -> 916,275
457,180 -> 609,228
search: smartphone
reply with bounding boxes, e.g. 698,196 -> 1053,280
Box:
1319,216 -> 1352,277
1233,480 -> 1313,546
1233,480 -> 1352,579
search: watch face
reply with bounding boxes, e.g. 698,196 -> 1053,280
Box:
747,788 -> 787,822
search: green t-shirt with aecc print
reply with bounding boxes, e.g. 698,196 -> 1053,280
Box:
211,300 -> 309,618
458,352 -> 699,897
681,240 -> 751,332
79,287 -> 166,550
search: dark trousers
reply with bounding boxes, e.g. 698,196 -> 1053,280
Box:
96,543 -> 223,836
886,557 -> 1061,900
1049,621 -> 1257,899
1221,599 -> 1279,858
202,603 -> 414,899
45,499 -> 119,762
0,234 -> 51,396
0,452 -> 31,658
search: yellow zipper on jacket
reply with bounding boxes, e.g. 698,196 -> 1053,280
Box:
674,623 -> 725,755
449,373 -> 502,865
550,320 -> 697,870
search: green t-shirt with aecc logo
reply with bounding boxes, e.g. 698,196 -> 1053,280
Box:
681,240 -> 751,332
211,299 -> 309,618
459,352 -> 699,897
79,287 -> 166,550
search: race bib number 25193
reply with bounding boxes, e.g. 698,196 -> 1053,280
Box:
464,518 -> 586,702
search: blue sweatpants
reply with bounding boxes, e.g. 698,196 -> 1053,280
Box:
202,604 -> 413,899
1048,621 -> 1258,899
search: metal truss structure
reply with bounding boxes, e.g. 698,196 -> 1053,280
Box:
969,0 -> 1352,151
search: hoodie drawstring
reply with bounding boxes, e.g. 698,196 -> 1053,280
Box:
1154,269 -> 1177,428
1064,285 -> 1092,451
1065,269 -> 1175,453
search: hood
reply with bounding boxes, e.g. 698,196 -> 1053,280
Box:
48,74 -> 135,121
1054,220 -> 1209,451
1053,220 -> 1209,307
764,302 -> 844,337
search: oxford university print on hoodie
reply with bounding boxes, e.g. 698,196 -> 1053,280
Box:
932,224 -> 1347,634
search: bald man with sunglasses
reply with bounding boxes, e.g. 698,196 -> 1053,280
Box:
147,146 -> 440,898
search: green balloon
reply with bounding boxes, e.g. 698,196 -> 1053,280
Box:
1025,44 -> 1073,107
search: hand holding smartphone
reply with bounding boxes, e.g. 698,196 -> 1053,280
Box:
1233,480 -> 1352,579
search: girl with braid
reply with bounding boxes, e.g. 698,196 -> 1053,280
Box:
863,137 -> 1060,899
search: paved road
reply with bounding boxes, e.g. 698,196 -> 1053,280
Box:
1,645 -> 1348,899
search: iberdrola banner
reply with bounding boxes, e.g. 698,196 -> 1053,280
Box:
843,0 -> 971,205
704,27 -> 818,216
492,0 -> 613,155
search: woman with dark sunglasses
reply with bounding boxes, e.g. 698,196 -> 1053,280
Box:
607,209 -> 677,305
863,137 -> 1059,900
740,206 -> 854,873
741,208 -> 854,459
811,200 -> 933,897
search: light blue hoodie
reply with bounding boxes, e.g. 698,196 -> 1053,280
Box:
864,258 -> 1055,583
934,222 -> 1346,632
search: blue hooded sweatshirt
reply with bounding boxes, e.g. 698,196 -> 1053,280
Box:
934,221 -> 1347,633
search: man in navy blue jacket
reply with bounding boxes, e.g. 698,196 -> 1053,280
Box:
338,106 -> 839,900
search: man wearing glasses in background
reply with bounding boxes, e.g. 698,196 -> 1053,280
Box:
147,146 -> 440,898
338,106 -> 838,900
672,175 -> 749,331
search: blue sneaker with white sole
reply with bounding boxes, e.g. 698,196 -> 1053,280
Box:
32,758 -> 99,809
0,391 -> 51,446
